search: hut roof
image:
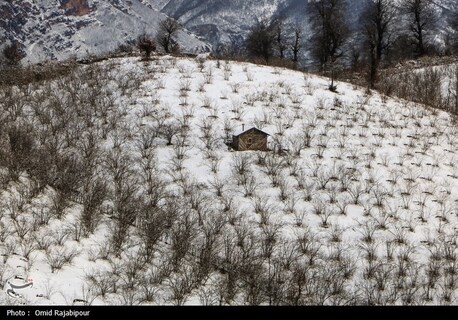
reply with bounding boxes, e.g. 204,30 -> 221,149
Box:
232,127 -> 270,137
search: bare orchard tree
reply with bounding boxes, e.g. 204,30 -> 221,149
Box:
45,245 -> 80,273
167,264 -> 199,305
137,198 -> 177,262
193,211 -> 225,283
105,149 -> 141,256
3,124 -> 36,181
169,207 -> 197,271
80,176 -> 107,236
156,17 -> 181,54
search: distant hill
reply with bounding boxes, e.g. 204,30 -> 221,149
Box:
152,0 -> 456,54
0,0 -> 455,64
0,0 -> 210,64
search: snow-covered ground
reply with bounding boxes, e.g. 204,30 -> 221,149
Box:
0,55 -> 457,305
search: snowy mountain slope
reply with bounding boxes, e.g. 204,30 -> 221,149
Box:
0,55 -> 457,305
151,0 -> 298,50
152,0 -> 455,53
1,1 -> 454,65
148,0 -> 284,50
0,0 -> 210,64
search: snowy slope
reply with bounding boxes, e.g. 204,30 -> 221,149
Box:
152,0 -> 455,51
0,0 -> 210,64
1,0 -> 454,64
0,56 -> 457,305
151,0 -> 302,50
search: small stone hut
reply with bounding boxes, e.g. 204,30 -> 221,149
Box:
231,127 -> 269,151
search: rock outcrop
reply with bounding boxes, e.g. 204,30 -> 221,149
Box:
59,0 -> 92,16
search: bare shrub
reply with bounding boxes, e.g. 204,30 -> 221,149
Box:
104,149 -> 141,255
45,245 -> 80,273
231,153 -> 253,176
80,177 -> 107,236
167,265 -> 199,305
169,210 -> 197,271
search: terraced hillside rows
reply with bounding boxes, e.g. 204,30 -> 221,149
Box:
0,56 -> 457,305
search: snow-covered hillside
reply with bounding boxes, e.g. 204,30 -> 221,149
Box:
0,0 -> 210,64
152,0 -> 455,52
152,0 -> 291,49
378,57 -> 458,114
2,0 -> 455,65
0,56 -> 457,305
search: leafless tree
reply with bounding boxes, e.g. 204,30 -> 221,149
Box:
291,26 -> 303,67
105,149 -> 141,255
157,17 -> 181,53
2,42 -> 26,66
18,236 -> 36,260
0,221 -> 13,244
360,0 -> 397,88
308,0 -> 350,78
161,120 -> 180,146
240,259 -> 266,305
169,209 -> 197,271
137,33 -> 156,60
272,16 -> 288,59
296,228 -> 322,267
401,0 -> 437,56
231,153 -> 253,177
167,265 -> 199,305
138,270 -> 161,303
117,251 -> 147,296
2,124 -> 36,181
245,18 -> 277,63
193,212 -> 225,282
45,245 -> 80,273
80,176 -> 107,236
84,269 -> 115,298
137,202 -> 173,262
